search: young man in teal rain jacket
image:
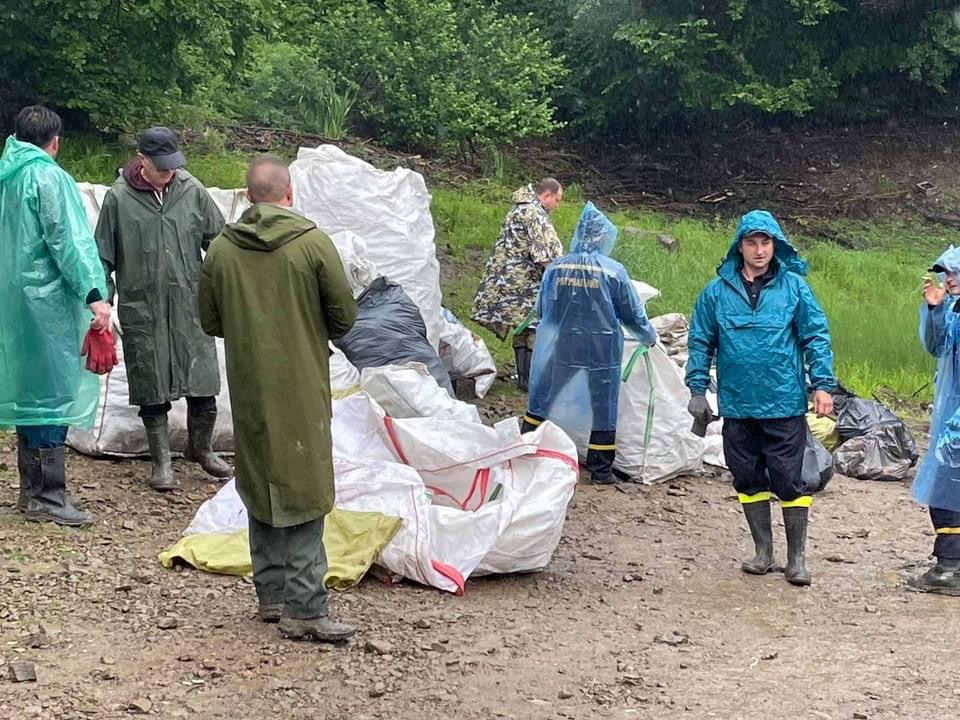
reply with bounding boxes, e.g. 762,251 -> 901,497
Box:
686,210 -> 835,586
910,246 -> 960,596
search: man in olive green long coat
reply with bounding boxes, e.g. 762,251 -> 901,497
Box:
198,154 -> 358,642
95,127 -> 231,491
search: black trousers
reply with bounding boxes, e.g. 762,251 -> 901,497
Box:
139,396 -> 216,418
723,416 -> 807,502
521,412 -> 616,483
931,507 -> 960,560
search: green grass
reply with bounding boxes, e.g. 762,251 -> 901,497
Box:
56,136 -> 953,401
435,185 -> 960,402
58,135 -> 251,188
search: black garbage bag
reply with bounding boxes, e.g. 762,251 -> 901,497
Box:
834,396 -> 900,441
833,423 -> 919,481
333,277 -> 454,396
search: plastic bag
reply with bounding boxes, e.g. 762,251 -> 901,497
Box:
334,278 -> 453,395
835,396 -> 900,441
438,308 -> 497,399
833,423 -> 919,481
359,364 -> 480,424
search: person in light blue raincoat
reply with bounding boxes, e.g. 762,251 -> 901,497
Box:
686,210 -> 835,587
521,202 -> 657,485
909,246 -> 960,595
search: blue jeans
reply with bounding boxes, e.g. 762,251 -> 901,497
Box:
16,425 -> 68,449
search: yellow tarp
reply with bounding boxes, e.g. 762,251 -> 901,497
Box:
158,508 -> 402,591
806,412 -> 841,452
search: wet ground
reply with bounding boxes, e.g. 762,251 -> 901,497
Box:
0,409 -> 957,720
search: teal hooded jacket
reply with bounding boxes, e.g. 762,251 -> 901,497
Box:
685,210 -> 835,419
0,135 -> 106,428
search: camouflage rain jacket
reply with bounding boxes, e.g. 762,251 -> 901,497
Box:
471,185 -> 563,339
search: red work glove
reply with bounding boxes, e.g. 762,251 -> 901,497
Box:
81,327 -> 119,375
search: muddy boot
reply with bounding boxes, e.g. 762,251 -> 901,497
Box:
258,603 -> 284,624
16,441 -> 36,512
143,415 -> 176,491
278,615 -> 356,643
783,506 -> 811,586
907,558 -> 960,596
185,409 -> 232,478
513,345 -> 532,393
23,447 -> 94,527
741,501 -> 776,575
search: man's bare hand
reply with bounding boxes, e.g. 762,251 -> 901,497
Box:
89,300 -> 112,332
812,390 -> 833,417
924,275 -> 947,306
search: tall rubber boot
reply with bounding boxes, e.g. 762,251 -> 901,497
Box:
185,409 -> 232,478
143,415 -> 176,491
741,501 -> 776,574
23,447 -> 94,527
513,345 -> 532,393
16,440 -> 35,512
783,506 -> 812,586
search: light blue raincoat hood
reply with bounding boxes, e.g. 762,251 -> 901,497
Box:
570,201 -> 617,255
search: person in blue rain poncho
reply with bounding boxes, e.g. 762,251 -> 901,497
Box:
686,210 -> 835,587
521,202 -> 657,485
910,246 -> 960,595
0,106 -> 112,527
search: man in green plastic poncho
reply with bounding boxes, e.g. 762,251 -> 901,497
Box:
95,127 -> 230,491
0,106 -> 112,526
199,155 -> 358,641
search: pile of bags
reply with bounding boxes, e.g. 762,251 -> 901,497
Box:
69,145 -> 496,456
174,365 -> 578,594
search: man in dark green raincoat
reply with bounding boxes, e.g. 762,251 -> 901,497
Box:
198,154 -> 358,642
95,128 -> 230,491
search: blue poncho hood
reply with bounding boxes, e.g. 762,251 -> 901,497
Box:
571,201 -> 617,255
929,245 -> 960,280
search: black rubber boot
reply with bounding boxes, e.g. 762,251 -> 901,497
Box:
783,506 -> 812,586
185,409 -> 232,478
907,558 -> 960,596
143,415 -> 176,491
16,440 -> 35,512
513,345 -> 532,393
741,501 -> 776,575
23,447 -> 94,527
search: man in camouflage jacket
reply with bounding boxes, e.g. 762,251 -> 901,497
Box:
471,178 -> 564,391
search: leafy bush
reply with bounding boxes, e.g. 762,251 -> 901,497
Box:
507,0 -> 960,140
233,42 -> 355,139
293,0 -> 566,149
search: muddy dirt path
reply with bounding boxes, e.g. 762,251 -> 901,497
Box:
0,426 -> 957,720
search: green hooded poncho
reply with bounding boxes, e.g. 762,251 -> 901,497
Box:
0,135 -> 106,428
198,204 -> 357,527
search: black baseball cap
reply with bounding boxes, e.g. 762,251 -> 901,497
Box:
138,127 -> 186,170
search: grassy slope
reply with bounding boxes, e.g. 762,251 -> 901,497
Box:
57,136 -> 957,401
434,186 -> 960,401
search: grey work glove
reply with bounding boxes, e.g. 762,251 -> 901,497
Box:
687,394 -> 715,438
